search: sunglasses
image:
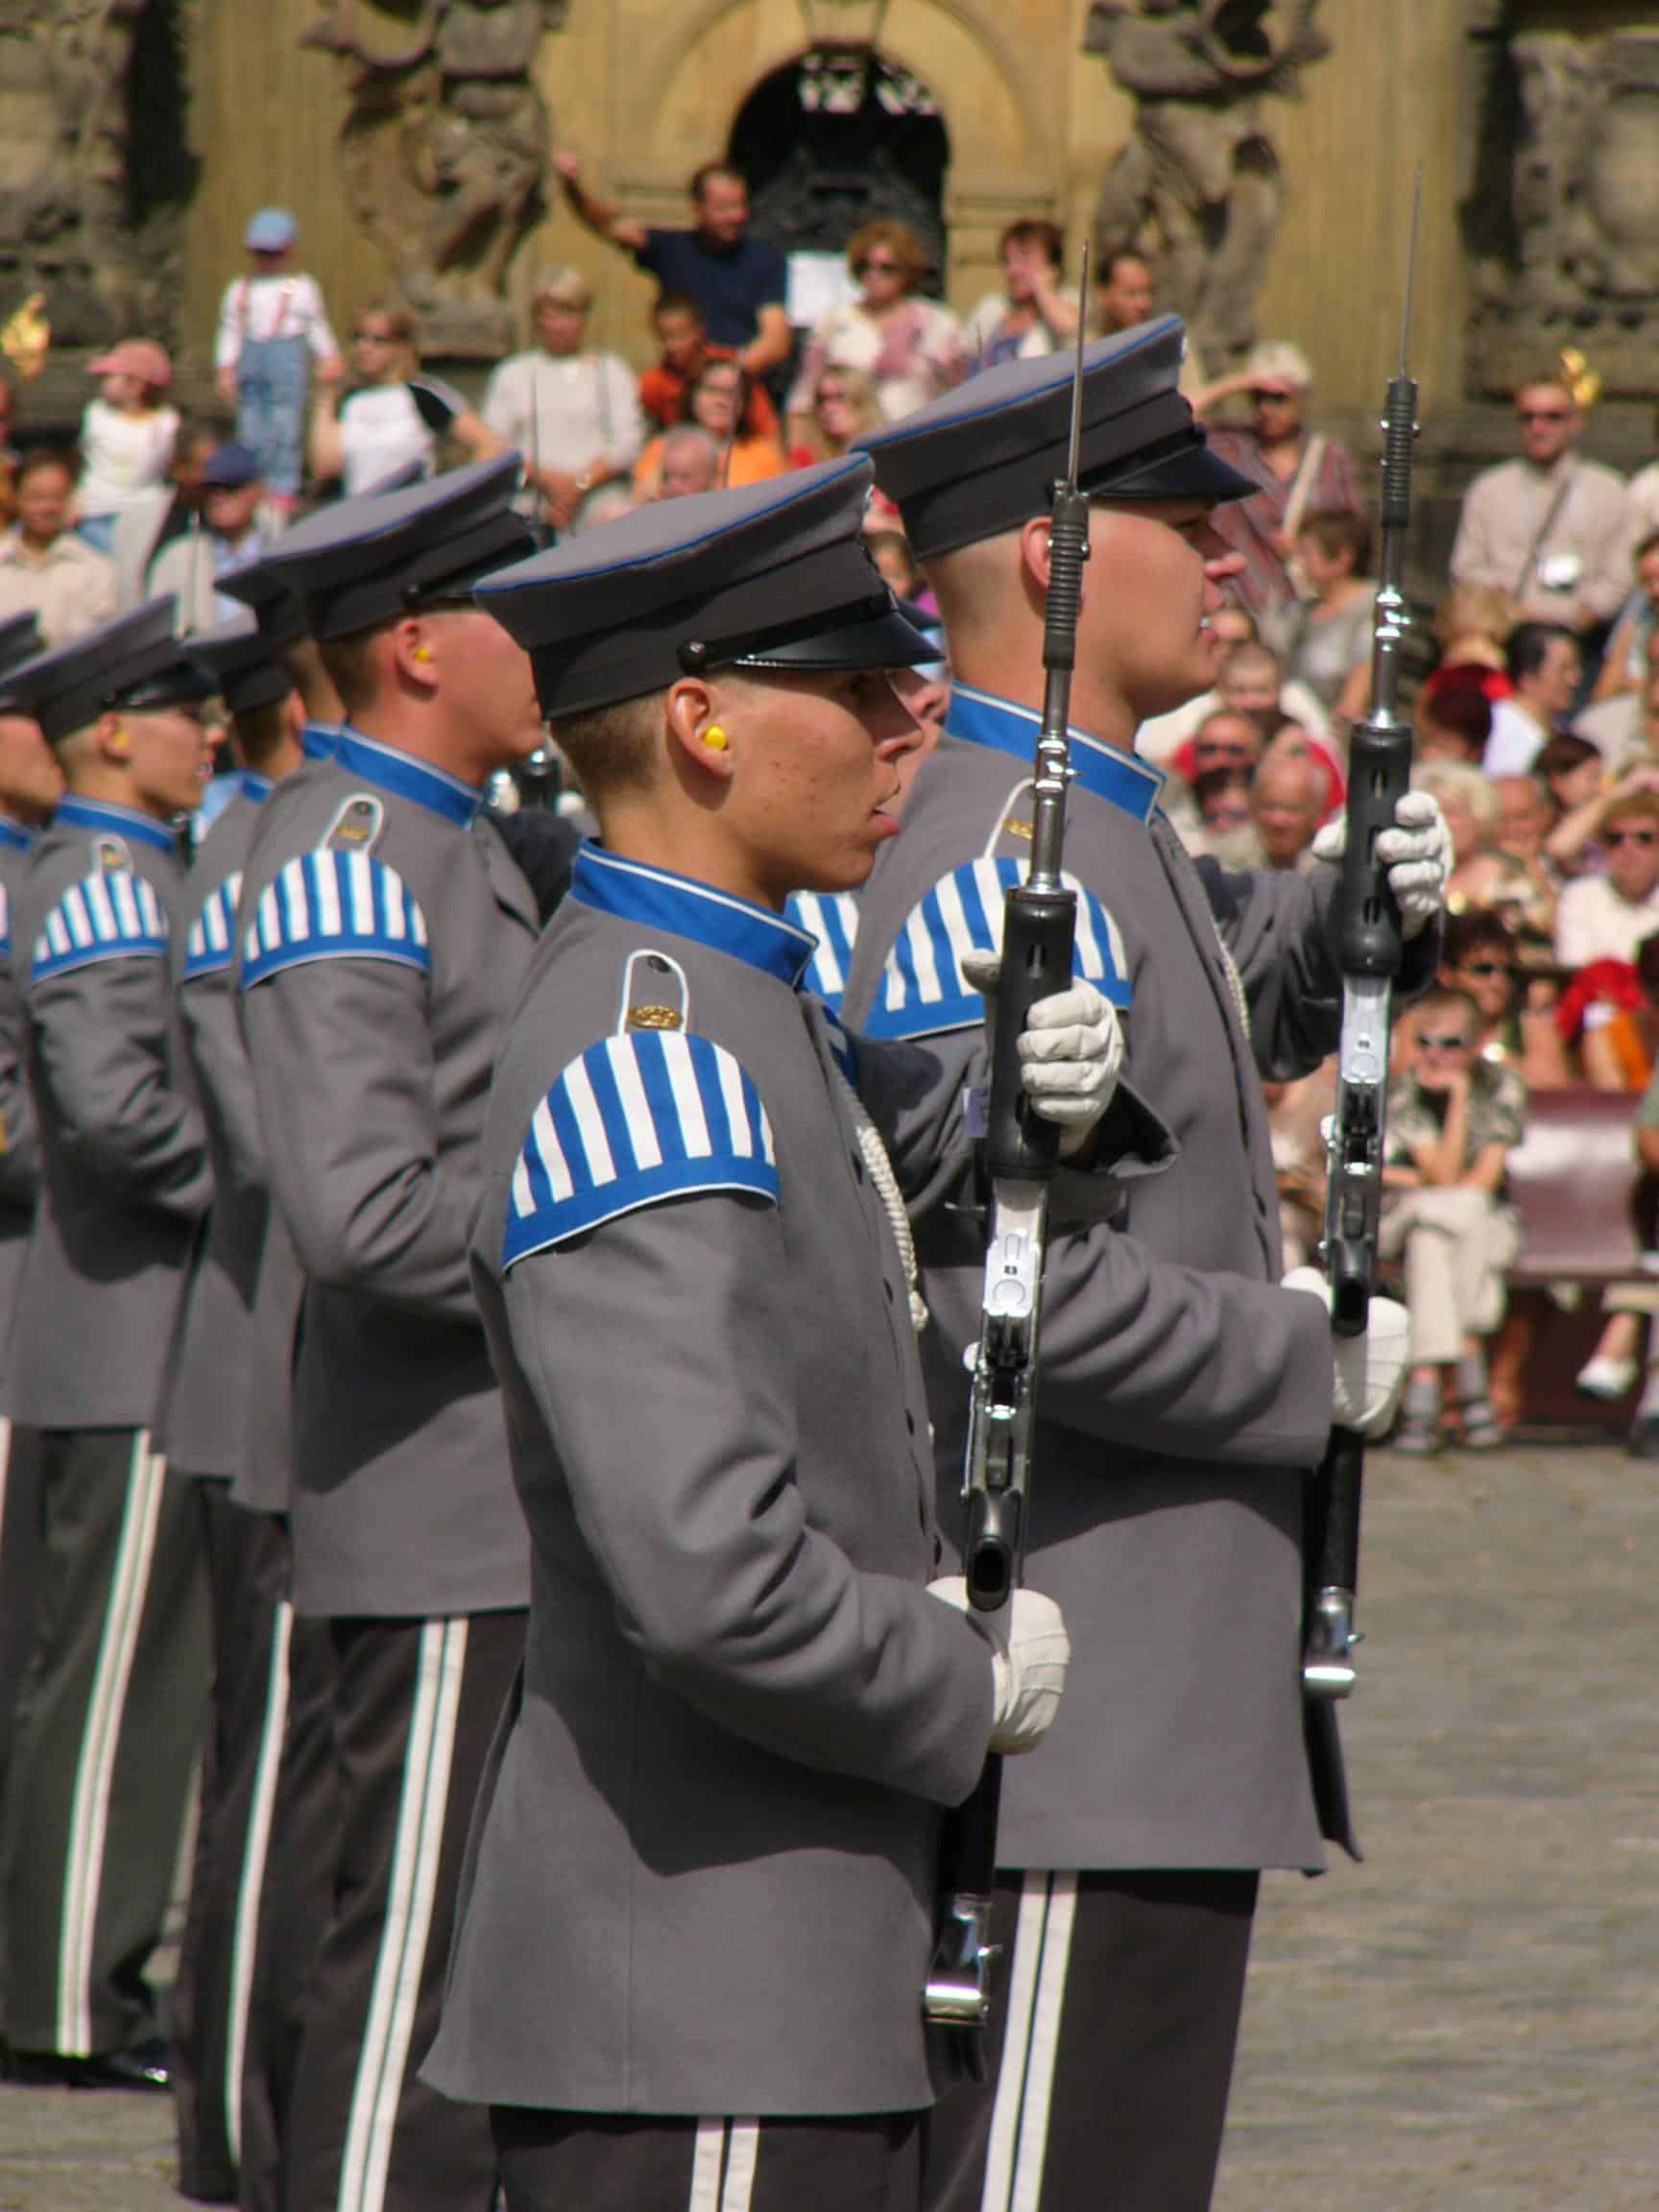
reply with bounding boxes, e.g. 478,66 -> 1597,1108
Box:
1517,409 -> 1571,423
856,256 -> 901,276
1460,960 -> 1509,978
355,329 -> 396,345
1604,830 -> 1659,849
1418,1032 -> 1473,1052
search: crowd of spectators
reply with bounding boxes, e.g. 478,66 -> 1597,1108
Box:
5,166 -> 1659,1449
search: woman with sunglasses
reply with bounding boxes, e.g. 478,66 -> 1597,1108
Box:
632,357 -> 787,498
1382,989 -> 1528,1454
784,220 -> 963,448
308,301 -> 500,498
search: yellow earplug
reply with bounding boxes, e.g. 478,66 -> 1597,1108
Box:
413,645 -> 433,664
703,725 -> 728,751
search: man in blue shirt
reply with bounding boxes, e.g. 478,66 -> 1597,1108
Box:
553,153 -> 791,384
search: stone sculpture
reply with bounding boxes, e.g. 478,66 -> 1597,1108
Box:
304,0 -> 567,359
1082,0 -> 1329,367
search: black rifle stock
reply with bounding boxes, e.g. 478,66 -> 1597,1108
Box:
1304,184 -> 1422,1845
926,267 -> 1090,2075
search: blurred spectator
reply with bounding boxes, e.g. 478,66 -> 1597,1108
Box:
1450,369 -> 1637,639
786,221 -> 963,437
1415,758 -> 1497,889
1441,908 -> 1572,1088
483,266 -> 644,534
1576,633 -> 1659,768
654,426 -> 721,500
1210,603 -> 1257,650
556,156 -> 791,384
1189,709 -> 1262,777
1590,530 -> 1659,705
786,367 -> 898,519
1251,747 -> 1326,872
637,294 -> 780,440
1415,679 -> 1492,766
1190,764 -> 1260,863
309,303 -> 499,496
1629,418 -> 1659,543
1555,787 -> 1659,968
1264,506 -> 1376,721
1194,341 -> 1360,622
1382,988 -> 1527,1454
864,529 -> 924,604
109,419 -> 221,611
1265,1061 -> 1335,1271
0,378 -> 17,528
1139,637 -> 1331,768
214,206 -> 344,509
567,483 -> 637,536
962,220 -> 1079,371
634,361 -> 785,497
148,443 -> 269,634
76,340 -> 179,556
1537,733 -> 1611,877
1485,622 -> 1580,775
1093,249 -> 1207,393
1421,585 -> 1519,725
1451,773 -> 1558,936
0,448 -> 117,644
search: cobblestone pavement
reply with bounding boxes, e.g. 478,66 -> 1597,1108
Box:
2,1443 -> 1657,2208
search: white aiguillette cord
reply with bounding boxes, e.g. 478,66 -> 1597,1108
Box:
832,1064 -> 929,1334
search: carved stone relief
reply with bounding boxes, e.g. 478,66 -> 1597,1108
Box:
304,0 -> 568,361
1082,0 -> 1329,368
1467,21 -> 1659,398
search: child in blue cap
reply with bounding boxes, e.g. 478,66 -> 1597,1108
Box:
215,209 -> 344,513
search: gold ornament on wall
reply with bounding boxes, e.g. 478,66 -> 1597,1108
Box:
0,294 -> 50,384
1556,348 -> 1600,412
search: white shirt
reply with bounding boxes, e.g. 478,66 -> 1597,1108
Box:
77,400 -> 180,518
1554,872 -> 1659,970
338,379 -> 463,498
1137,677 -> 1334,765
1483,696 -> 1548,777
216,273 -> 340,369
482,350 -> 644,475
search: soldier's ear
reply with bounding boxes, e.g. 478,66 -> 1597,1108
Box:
392,619 -> 439,687
96,712 -> 131,761
1019,511 -> 1054,601
665,678 -> 734,784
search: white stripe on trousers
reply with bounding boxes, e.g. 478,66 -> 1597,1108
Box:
981,1872 -> 1078,2212
339,1616 -> 468,2212
57,1432 -> 166,2056
688,2119 -> 760,2212
225,1598 -> 293,2164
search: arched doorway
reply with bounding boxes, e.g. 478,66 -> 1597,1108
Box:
729,48 -> 950,284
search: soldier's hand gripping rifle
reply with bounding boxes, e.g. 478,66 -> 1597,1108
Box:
1303,185 -> 1422,1769
925,259 -> 1091,2074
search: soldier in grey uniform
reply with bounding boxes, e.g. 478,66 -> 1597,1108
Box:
162,608 -> 310,2201
0,612 -> 60,1799
424,458 -> 1124,2212
0,600 -> 218,2090
234,458 -> 544,2212
838,325 -> 1433,2212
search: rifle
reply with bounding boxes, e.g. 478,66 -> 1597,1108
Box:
1303,180 -> 1422,1834
925,255 -> 1090,2073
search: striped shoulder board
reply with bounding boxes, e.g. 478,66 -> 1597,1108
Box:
33,867 -> 169,982
860,855 -> 1130,1041
242,848 -> 429,988
503,1029 -> 777,1267
182,871 -> 244,982
785,888 -> 860,1018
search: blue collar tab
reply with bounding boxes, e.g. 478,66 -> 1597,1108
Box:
335,727 -> 483,827
301,720 -> 342,762
241,771 -> 275,805
57,794 -> 178,854
0,817 -> 33,854
570,843 -> 815,989
945,684 -> 1165,827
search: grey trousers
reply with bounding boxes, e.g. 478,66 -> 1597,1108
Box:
492,2108 -> 926,2212
0,1427 -> 208,2056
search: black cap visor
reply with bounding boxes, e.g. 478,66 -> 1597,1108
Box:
733,598 -> 939,676
1086,433 -> 1257,508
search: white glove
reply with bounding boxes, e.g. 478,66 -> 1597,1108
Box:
929,1577 -> 1071,1755
1283,1265 -> 1412,1439
1310,790 -> 1451,939
960,950 -> 1124,1154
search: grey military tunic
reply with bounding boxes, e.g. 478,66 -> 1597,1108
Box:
235,727 -> 538,1618
0,818 -> 41,1380
10,796 -> 211,1430
844,683 -> 1367,1876
426,843 -> 995,2120
163,774 -> 276,1477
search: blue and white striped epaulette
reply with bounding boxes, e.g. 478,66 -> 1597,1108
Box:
241,849 -> 429,988
785,889 -> 861,1018
502,1029 -> 777,1266
0,882 -> 10,961
182,872 -> 243,982
33,868 -> 169,982
860,855 -> 1131,1040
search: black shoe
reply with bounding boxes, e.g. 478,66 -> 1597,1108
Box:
1627,1417 -> 1659,1461
2,2036 -> 171,2091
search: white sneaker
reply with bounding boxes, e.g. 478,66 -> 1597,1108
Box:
1576,1354 -> 1639,1401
